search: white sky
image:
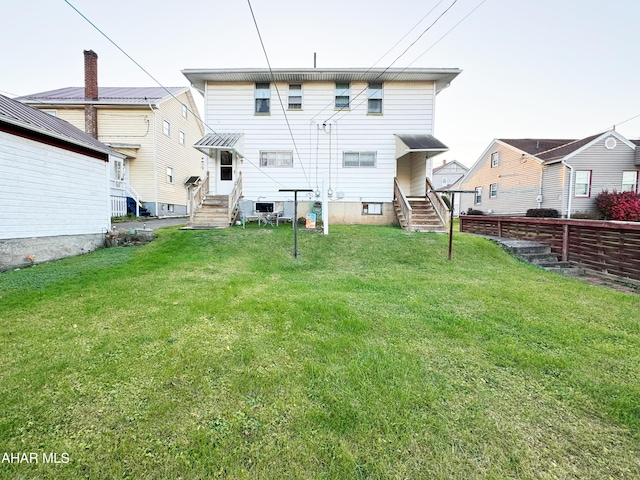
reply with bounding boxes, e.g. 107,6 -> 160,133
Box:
2,0 -> 638,166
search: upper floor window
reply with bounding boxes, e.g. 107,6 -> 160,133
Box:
491,152 -> 499,167
490,183 -> 497,198
163,119 -> 171,137
179,131 -> 186,145
367,83 -> 383,114
42,109 -> 58,117
288,84 -> 302,110
255,83 -> 270,114
441,177 -> 448,187
622,171 -> 638,192
343,151 -> 376,167
166,167 -> 174,184
474,187 -> 482,204
335,82 -> 350,109
182,104 -> 188,119
260,151 -> 293,167
574,170 -> 591,197
450,163 -> 457,172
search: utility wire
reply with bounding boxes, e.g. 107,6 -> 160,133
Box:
64,0 -> 287,189
246,0 -> 311,188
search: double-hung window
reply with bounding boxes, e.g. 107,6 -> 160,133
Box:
182,104 -> 188,119
343,151 -> 376,167
574,170 -> 591,197
288,84 -> 302,110
255,83 -> 270,114
490,183 -> 497,198
474,187 -> 482,204
163,119 -> 171,137
491,152 -> 499,167
622,171 -> 638,192
335,82 -> 350,109
179,131 -> 185,145
367,83 -> 383,114
260,151 -> 293,167
166,167 -> 174,184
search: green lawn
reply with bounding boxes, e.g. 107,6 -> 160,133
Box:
1,225 -> 639,479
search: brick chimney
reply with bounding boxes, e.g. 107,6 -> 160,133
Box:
84,50 -> 99,138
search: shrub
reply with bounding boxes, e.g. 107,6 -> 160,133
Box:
526,208 -> 559,218
595,190 -> 640,221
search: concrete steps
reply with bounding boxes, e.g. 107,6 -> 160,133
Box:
493,238 -> 585,276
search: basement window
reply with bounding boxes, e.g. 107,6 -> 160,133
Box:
362,202 -> 383,215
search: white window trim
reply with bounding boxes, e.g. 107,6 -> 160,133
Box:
362,202 -> 383,215
335,82 -> 350,109
182,104 -> 188,119
260,151 -> 293,168
367,83 -> 383,114
255,82 -> 271,114
474,186 -> 482,204
288,83 -> 302,110
622,171 -> 638,192
574,170 -> 592,197
343,151 -> 377,168
166,166 -> 174,184
489,183 -> 497,198
179,131 -> 186,146
491,152 -> 499,168
163,119 -> 171,137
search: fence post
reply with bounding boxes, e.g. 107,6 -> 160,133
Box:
562,223 -> 569,262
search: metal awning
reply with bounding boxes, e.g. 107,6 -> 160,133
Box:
395,134 -> 449,158
193,132 -> 244,157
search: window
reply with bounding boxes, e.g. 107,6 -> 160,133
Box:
260,151 -> 293,167
166,167 -> 174,184
112,158 -> 124,181
42,109 -> 58,117
163,119 -> 171,136
490,183 -> 497,198
367,83 -> 383,114
450,163 -> 457,173
362,203 -> 383,215
288,84 -> 302,110
255,82 -> 270,114
442,177 -> 448,187
182,104 -> 188,119
220,151 -> 233,180
179,131 -> 185,145
574,170 -> 591,197
491,152 -> 499,167
335,82 -> 350,109
622,171 -> 638,192
474,187 -> 482,204
343,151 -> 376,167
167,204 -> 174,212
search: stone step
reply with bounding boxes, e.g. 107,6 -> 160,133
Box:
518,252 -> 559,264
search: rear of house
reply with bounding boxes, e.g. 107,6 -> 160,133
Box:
183,68 -> 460,229
0,94 -> 120,271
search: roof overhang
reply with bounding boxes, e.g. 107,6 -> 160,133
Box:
194,132 -> 244,158
182,68 -> 461,94
395,134 -> 449,159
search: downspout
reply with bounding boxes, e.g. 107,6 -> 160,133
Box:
563,160 -> 574,219
147,101 -> 158,216
538,164 -> 544,208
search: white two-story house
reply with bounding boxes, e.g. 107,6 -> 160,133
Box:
182,68 -> 461,231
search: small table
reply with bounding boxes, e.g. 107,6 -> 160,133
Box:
260,212 -> 280,227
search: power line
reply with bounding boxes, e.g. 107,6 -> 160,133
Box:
246,0 -> 311,189
63,0 -> 287,190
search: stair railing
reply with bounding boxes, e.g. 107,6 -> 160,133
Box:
425,176 -> 449,229
394,178 -> 412,229
228,172 -> 243,225
189,172 -> 210,224
125,183 -> 144,216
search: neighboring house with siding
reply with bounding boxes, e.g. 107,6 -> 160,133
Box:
0,93 -> 124,271
16,50 -> 205,217
181,67 -> 460,230
459,130 -> 640,217
432,159 -> 468,216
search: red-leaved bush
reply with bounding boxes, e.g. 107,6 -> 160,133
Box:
595,190 -> 640,221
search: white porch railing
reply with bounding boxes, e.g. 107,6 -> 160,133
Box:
189,172 -> 210,224
394,177 -> 412,229
111,195 -> 127,217
228,171 -> 243,225
426,176 -> 450,229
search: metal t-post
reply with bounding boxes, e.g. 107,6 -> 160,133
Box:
279,188 -> 312,258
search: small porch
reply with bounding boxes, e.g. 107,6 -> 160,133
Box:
393,134 -> 450,232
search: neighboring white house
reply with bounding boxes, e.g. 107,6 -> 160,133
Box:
181,67 -> 461,230
17,50 -> 205,217
0,93 -> 124,271
432,159 -> 469,216
459,130 -> 640,217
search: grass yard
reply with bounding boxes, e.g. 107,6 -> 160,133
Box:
1,224 -> 639,479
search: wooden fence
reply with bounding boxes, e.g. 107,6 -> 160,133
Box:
460,216 -> 640,280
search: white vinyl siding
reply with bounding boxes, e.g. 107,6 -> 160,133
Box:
0,131 -> 109,239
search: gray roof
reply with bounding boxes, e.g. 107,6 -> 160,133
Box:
396,134 -> 448,151
182,68 -> 461,94
500,133 -> 604,162
194,132 -> 243,149
432,159 -> 469,174
0,93 -> 119,156
16,87 -> 188,106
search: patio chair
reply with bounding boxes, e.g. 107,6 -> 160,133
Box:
277,201 -> 295,226
238,199 -> 260,228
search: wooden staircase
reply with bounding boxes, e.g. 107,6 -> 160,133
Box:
395,198 -> 447,233
190,195 -> 234,229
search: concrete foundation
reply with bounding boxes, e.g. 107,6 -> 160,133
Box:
0,233 -> 106,272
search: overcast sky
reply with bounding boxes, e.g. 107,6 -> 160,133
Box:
2,0 -> 638,166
